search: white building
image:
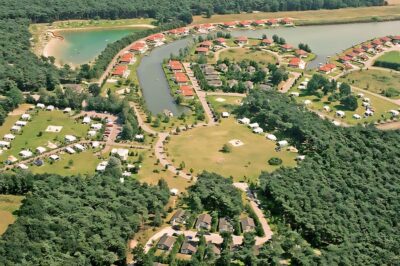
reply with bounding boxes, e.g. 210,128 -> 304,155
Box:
278,140 -> 289,147
353,114 -> 361,119
11,126 -> 22,133
36,146 -> 47,154
21,114 -> 31,120
92,141 -> 100,148
91,123 -> 102,131
65,135 -> 77,142
19,150 -> 33,158
65,147 -> 76,154
111,148 -> 129,161
253,127 -> 264,134
122,171 -> 132,177
248,123 -> 259,129
323,105 -> 330,111
3,134 -> 15,141
389,110 -> 399,117
15,121 -> 28,127
266,134 -> 277,141
238,117 -> 250,125
74,143 -> 85,151
88,130 -> 97,137
221,112 -> 230,118
135,134 -> 144,140
36,103 -> 45,109
304,99 -> 312,105
63,107 -> 72,113
46,105 -> 55,111
0,141 -> 10,148
49,154 -> 60,161
82,116 -> 91,124
96,161 -> 108,172
365,109 -> 374,117
336,111 -> 345,118
18,163 -> 29,170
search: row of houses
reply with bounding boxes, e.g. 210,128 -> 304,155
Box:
157,233 -> 221,256
167,60 -> 195,98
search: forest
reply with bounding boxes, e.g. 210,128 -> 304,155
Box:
0,169 -> 170,265
235,90 -> 400,265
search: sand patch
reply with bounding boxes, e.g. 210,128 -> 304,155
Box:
229,139 -> 244,147
45,125 -> 63,133
47,141 -> 58,149
215,97 -> 226,102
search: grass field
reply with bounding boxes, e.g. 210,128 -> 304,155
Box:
218,48 -> 277,65
167,118 -> 297,183
191,6 -> 400,25
339,69 -> 400,98
375,51 -> 400,64
50,18 -> 155,29
207,95 -> 244,115
0,110 -> 89,161
0,195 -> 24,235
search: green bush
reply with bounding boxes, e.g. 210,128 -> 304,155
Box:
268,157 -> 282,166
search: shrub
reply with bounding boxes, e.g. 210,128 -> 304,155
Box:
268,157 -> 282,166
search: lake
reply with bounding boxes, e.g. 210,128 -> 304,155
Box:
47,28 -> 142,66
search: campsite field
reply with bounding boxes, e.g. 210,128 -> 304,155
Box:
191,6 -> 400,25
207,95 -> 244,114
339,69 -> 400,98
166,118 -> 297,182
0,195 -> 24,235
218,48 -> 277,65
0,110 -> 89,162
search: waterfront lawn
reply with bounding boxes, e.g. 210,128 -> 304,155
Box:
0,195 -> 24,235
339,69 -> 400,98
375,51 -> 400,64
31,150 -> 101,176
166,118 -> 297,182
218,48 -> 277,65
0,110 -> 89,161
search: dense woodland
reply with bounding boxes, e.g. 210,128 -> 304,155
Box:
236,90 -> 400,264
0,170 -> 170,265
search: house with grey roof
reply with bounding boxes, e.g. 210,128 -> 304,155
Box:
240,217 -> 256,233
170,209 -> 186,225
195,213 -> 212,230
180,238 -> 198,255
218,218 -> 234,233
157,234 -> 176,250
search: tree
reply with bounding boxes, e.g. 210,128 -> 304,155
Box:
268,157 -> 282,165
340,95 -> 358,111
339,82 -> 352,96
121,123 -> 134,140
105,156 -> 123,177
88,83 -> 101,96
221,144 -> 231,153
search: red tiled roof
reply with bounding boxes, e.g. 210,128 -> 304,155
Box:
267,18 -> 278,24
175,73 -> 188,83
200,41 -> 212,47
289,57 -> 301,66
392,35 -> 400,40
346,52 -> 357,58
236,36 -> 248,42
253,20 -> 265,25
130,42 -> 146,51
295,49 -> 307,56
147,33 -> 165,42
119,53 -> 133,63
195,47 -> 209,53
112,65 -> 128,76
319,64 -> 336,72
353,48 -> 364,54
339,56 -> 351,62
371,39 -> 382,45
224,21 -> 237,26
262,39 -> 273,44
180,85 -> 194,96
239,20 -> 252,25
169,27 -> 188,34
281,44 -> 293,49
380,36 -> 391,42
215,38 -> 226,44
168,60 -> 183,71
281,18 -> 293,24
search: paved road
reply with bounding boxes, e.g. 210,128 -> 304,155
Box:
280,71 -> 301,93
206,92 -> 246,97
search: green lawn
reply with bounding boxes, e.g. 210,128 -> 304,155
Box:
375,51 -> 400,64
218,48 -> 278,65
166,118 -> 297,183
0,195 -> 24,235
51,18 -> 155,29
207,95 -> 244,114
339,69 -> 400,98
0,110 -> 89,162
31,150 -> 101,176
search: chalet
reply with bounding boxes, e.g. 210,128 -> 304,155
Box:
168,27 -> 189,37
223,21 -> 237,28
74,143 -> 85,151
112,65 -> 129,78
6,155 -> 18,164
219,218 -> 234,233
195,23 -> 216,33
195,47 -> 209,55
63,107 -> 72,113
353,114 -> 361,119
170,209 -> 186,225
91,123 -> 102,131
278,140 -> 289,147
318,63 -> 337,74
239,20 -> 252,28
19,150 -> 33,159
65,135 -> 77,142
215,38 -> 226,46
267,18 -> 279,26
249,122 -> 259,129
181,239 -> 198,255
15,121 -> 27,127
281,17 -> 294,26
179,85 -> 195,98
129,41 -> 148,54
195,213 -> 212,230
343,63 -> 353,70
222,112 -> 230,118
168,60 -> 184,72
252,20 -> 265,26
18,163 -> 29,170
240,217 -> 256,233
96,161 -> 108,172
157,234 -> 176,250
65,147 -> 76,154
36,103 -> 45,109
35,146 -> 46,154
0,141 -> 10,148
338,56 -> 351,64
266,134 -> 277,141
238,117 -> 250,124
295,49 -> 308,58
380,36 -> 392,46
119,53 -> 135,64
235,36 -> 248,45
361,43 -> 374,53
281,44 -> 293,52
336,110 -> 345,118
261,38 -> 273,46
345,52 -> 357,59
111,148 -> 129,161
174,73 -> 189,85
392,35 -> 400,44
146,33 -> 165,45
11,125 -> 21,133
3,134 -> 15,141
353,48 -> 364,55
21,114 -> 31,121
288,57 -> 305,69
253,127 -> 263,134
82,116 -> 91,124
371,39 -> 382,48
199,41 -> 213,48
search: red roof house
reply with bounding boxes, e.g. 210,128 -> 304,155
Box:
295,49 -> 308,57
169,27 -> 189,36
261,39 -> 273,46
281,18 -> 294,25
338,56 -> 351,63
195,47 -> 209,54
130,42 -> 148,53
112,65 -> 128,77
174,73 -> 189,84
215,38 -> 226,45
235,36 -> 248,45
281,44 -> 293,51
267,19 -> 279,26
318,63 -> 337,74
168,60 -> 183,72
288,58 -> 300,67
223,21 -> 237,28
119,53 -> 134,64
179,85 -> 195,97
146,33 -> 165,43
200,41 -> 212,48
253,20 -> 265,26
239,20 -> 252,27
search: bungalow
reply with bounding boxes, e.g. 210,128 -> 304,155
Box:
179,85 -> 195,98
82,116 -> 91,124
235,36 -> 248,45
353,114 -> 362,119
266,134 -> 277,141
35,146 -> 46,154
281,44 -> 293,52
238,117 -> 250,124
15,121 -> 27,127
261,38 -> 273,46
18,163 -> 29,170
240,217 -> 256,233
239,20 -> 252,28
168,27 -> 189,37
181,239 -> 198,255
392,35 -> 400,44
281,17 -> 294,26
252,20 -> 265,26
288,57 -> 305,69
112,65 -> 129,78
129,41 -> 148,54
361,43 -> 374,53
195,23 -> 216,33
63,107 -> 72,113
208,79 -> 223,87
215,38 -> 226,46
65,135 -> 77,142
36,103 -> 45,109
157,234 -> 176,251
267,18 -> 279,26
92,141 -> 101,149
380,36 -> 392,46
221,112 -> 230,118
170,209 -> 186,225
353,48 -> 364,55
46,105 -> 55,111
19,150 -> 33,158
119,53 -> 135,64
222,21 -> 237,28
6,155 -> 18,164
65,147 -> 76,154
0,141 -> 10,148
91,123 -> 102,131
338,56 -> 352,64
318,63 -> 337,74
253,127 -> 264,134
146,33 -> 165,45
3,134 -> 15,141
195,213 -> 212,230
371,39 -> 382,48
199,41 -> 212,48
389,110 -> 400,117
11,125 -> 22,133
174,73 -> 189,85
195,47 -> 209,55
345,52 -> 357,59
96,161 -> 108,172
21,114 -> 31,121
359,54 -> 369,61
295,49 -> 308,58
365,109 -> 374,117
49,154 -> 60,161
74,143 -> 85,151
219,218 -> 234,233
111,148 -> 129,161
336,110 -> 345,118
168,60 -> 183,72
278,140 -> 289,147
249,122 -> 259,129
